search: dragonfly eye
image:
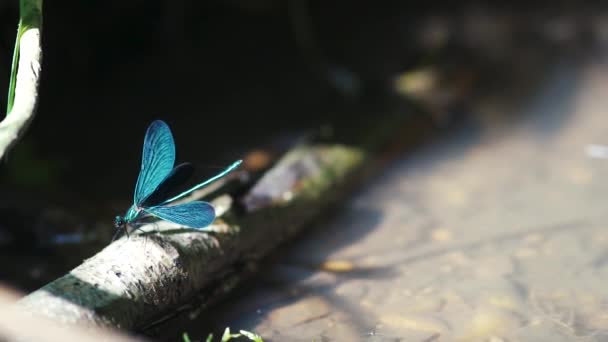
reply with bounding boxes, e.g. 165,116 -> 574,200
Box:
114,216 -> 124,228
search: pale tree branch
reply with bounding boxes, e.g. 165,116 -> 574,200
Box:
0,0 -> 42,160
0,284 -> 146,341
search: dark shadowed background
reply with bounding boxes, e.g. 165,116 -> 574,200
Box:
0,1 -> 601,202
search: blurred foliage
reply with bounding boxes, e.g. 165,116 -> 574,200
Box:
4,140 -> 63,189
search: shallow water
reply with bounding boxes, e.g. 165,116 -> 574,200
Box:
178,58 -> 608,341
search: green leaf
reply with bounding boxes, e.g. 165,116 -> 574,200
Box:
221,327 -> 232,341
183,332 -> 192,342
6,19 -> 22,114
216,327 -> 264,342
239,330 -> 264,342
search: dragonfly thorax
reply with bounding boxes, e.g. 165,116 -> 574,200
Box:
123,206 -> 143,224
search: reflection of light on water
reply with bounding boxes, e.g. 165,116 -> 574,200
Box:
585,144 -> 608,158
362,325 -> 385,340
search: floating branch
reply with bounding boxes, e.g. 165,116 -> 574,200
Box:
16,110 -> 437,332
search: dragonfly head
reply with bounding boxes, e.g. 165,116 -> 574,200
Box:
114,216 -> 125,229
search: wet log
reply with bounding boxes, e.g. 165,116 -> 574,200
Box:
16,108 -> 439,332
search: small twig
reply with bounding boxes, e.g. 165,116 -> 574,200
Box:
0,0 -> 43,160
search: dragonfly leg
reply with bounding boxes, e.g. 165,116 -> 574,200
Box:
111,230 -> 119,242
134,227 -> 147,234
129,222 -> 150,235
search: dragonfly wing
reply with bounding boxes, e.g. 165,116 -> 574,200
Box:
141,163 -> 194,207
144,201 -> 216,228
134,120 -> 176,205
160,159 -> 242,205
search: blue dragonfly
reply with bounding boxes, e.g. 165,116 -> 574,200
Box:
114,120 -> 242,238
